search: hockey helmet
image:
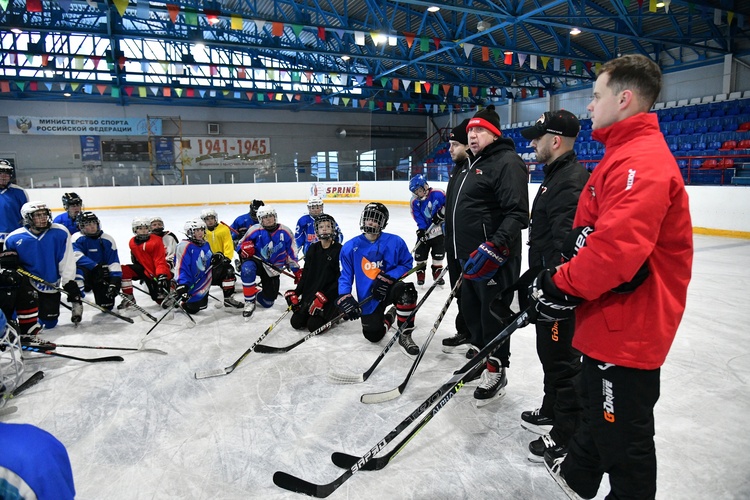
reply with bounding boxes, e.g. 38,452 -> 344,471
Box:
249,199 -> 265,220
256,205 -> 277,228
184,218 -> 207,242
314,213 -> 338,241
307,196 -> 324,216
409,174 -> 429,194
77,211 -> 101,235
360,202 -> 389,234
62,192 -> 83,210
21,201 -> 52,231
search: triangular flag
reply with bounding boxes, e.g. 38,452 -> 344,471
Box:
123,86 -> 133,96
210,65 -> 217,76
380,77 -> 388,88
254,19 -> 266,32
160,61 -> 169,72
237,67 -> 246,79
404,32 -> 415,48
175,88 -> 184,97
26,0 -> 42,13
463,43 -> 474,58
42,54 -> 50,66
272,22 -> 284,37
433,38 -> 441,50
58,0 -> 72,11
199,90 -> 205,98
118,55 -> 126,69
664,0 -> 671,12
440,104 -> 446,113
541,56 -> 550,69
442,84 -> 450,95
530,55 -> 537,70
111,87 -> 120,97
355,31 -> 365,46
267,92 -> 274,101
649,0 -> 657,12
414,81 -> 421,93
423,82 -> 431,93
16,82 -> 25,91
420,37 -> 429,52
470,87 -> 478,96
518,53 -> 527,67
166,4 -> 179,23
394,103 -> 400,111
402,79 -> 411,90
246,92 -> 254,100
149,86 -> 158,95
138,86 -> 147,97
136,0 -> 149,19
392,78 -> 399,91
563,58 -> 573,71
43,82 -> 51,91
333,29 -> 344,39
91,56 -> 101,68
291,24 -> 303,37
231,14 -> 243,30
728,11 -> 734,24
96,84 -> 107,95
70,82 -> 80,91
204,9 -> 220,25
112,0 -> 128,17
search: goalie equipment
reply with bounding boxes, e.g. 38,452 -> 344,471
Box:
0,310 -> 23,406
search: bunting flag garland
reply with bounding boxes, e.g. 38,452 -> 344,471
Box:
166,4 -> 179,23
404,32 -> 415,48
231,14 -> 243,30
463,43 -> 474,58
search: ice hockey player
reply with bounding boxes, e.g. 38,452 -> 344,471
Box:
236,205 -> 300,318
408,174 -> 446,286
230,199 -> 265,244
170,219 -> 213,314
285,213 -> 342,332
5,201 -> 83,330
200,208 -> 242,309
118,217 -> 171,310
0,310 -> 77,499
53,192 -> 83,234
337,202 -> 419,355
294,196 -> 344,256
71,211 -> 123,311
149,216 -> 178,272
0,159 -> 29,250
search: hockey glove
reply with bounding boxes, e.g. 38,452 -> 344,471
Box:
174,284 -> 190,303
239,240 -> 256,260
370,272 -> 396,302
431,208 -> 445,225
0,268 -> 20,288
210,252 -> 224,268
105,277 -> 121,300
527,268 -> 582,324
92,264 -> 110,285
62,280 -> 82,304
463,242 -> 509,281
156,274 -> 171,295
293,268 -> 303,285
308,292 -> 327,316
336,294 -> 361,321
416,229 -> 427,242
284,290 -> 301,312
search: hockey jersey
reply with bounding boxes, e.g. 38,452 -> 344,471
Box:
236,223 -> 299,272
205,223 -> 234,258
71,231 -> 123,278
129,234 -> 171,279
410,187 -> 446,231
152,229 -> 179,270
230,213 -> 259,242
52,212 -> 78,234
0,185 -> 28,244
294,214 -> 344,255
338,232 -> 413,315
0,422 -> 76,500
5,223 -> 76,292
174,239 -> 213,303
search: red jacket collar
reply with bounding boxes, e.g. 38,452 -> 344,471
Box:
591,112 -> 661,149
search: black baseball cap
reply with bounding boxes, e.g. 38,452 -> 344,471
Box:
521,110 -> 580,140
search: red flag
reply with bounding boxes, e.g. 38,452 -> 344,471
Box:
317,26 -> 326,41
26,0 -> 42,13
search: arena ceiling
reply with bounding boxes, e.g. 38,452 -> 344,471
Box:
0,0 -> 748,113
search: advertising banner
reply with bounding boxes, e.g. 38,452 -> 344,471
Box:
310,182 -> 360,199
180,137 -> 270,168
79,135 -> 102,169
9,116 -> 161,136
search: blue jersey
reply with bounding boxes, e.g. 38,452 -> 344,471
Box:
0,422 -> 76,500
52,212 -> 78,234
0,184 -> 28,244
410,188 -> 446,231
294,214 -> 344,255
174,239 -> 212,303
71,231 -> 123,278
5,223 -> 77,292
338,232 -> 413,315
237,223 -> 299,272
230,213 -> 259,242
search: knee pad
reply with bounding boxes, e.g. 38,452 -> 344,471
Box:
241,261 -> 258,283
393,282 -> 417,306
257,293 -> 275,308
39,317 -> 58,329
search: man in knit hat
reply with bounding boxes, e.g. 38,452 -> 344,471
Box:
441,119 -> 472,354
444,105 -> 529,405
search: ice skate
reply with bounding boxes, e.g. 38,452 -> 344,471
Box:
474,358 -> 507,407
243,301 -> 256,319
521,408 -> 554,435
223,296 -> 244,309
441,330 -> 471,354
528,434 -> 566,463
398,330 -> 419,356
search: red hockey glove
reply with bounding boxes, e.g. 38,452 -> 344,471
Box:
308,292 -> 327,316
284,290 -> 301,312
239,240 -> 255,260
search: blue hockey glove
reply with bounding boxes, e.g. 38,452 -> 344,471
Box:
463,242 -> 509,280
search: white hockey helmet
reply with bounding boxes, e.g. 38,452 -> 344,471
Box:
200,208 -> 218,221
131,217 -> 151,233
256,205 -> 277,228
0,311 -> 23,407
184,218 -> 207,242
307,196 -> 324,215
21,201 -> 52,231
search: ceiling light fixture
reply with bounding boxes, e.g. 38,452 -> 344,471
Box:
570,27 -> 581,35
477,20 -> 492,32
427,6 -> 440,13
656,1 -> 665,7
63,92 -> 72,97
10,27 -> 23,34
341,55 -> 350,61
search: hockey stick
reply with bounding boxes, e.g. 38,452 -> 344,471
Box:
118,292 -> 157,322
360,275 -> 462,403
16,268 -> 134,324
411,223 -> 442,253
25,341 -> 167,355
328,265 -> 447,385
272,311 -> 528,497
21,344 -> 124,363
251,255 -> 298,280
255,263 -> 426,354
3,370 -> 44,400
194,305 -> 293,379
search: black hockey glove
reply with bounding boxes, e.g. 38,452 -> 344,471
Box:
371,272 -> 396,302
431,208 -> 445,225
105,277 -> 121,300
527,268 -> 581,324
63,280 -> 82,304
336,294 -> 360,321
156,274 -> 170,294
174,284 -> 190,303
92,264 -> 109,285
0,268 -> 20,288
210,252 -> 224,268
416,229 -> 426,242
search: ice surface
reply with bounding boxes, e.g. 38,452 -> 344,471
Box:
4,202 -> 749,499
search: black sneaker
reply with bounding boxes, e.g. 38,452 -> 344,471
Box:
441,330 -> 470,354
529,434 -> 566,463
521,408 -> 555,435
474,358 -> 507,406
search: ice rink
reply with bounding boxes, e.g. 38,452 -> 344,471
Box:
3,201 -> 749,499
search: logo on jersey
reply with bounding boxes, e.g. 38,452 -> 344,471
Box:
360,257 -> 384,280
625,168 -> 636,190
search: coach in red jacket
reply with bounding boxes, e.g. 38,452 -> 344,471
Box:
529,55 -> 693,499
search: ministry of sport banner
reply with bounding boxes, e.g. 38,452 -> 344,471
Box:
9,116 -> 162,136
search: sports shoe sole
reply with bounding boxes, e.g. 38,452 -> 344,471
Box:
527,451 -> 545,463
441,343 -> 471,355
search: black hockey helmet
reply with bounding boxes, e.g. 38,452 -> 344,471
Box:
77,211 -> 101,234
314,213 -> 338,241
249,199 -> 265,220
360,202 -> 389,234
0,160 -> 15,186
62,192 -> 83,210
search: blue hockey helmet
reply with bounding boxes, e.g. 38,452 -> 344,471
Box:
409,174 -> 429,194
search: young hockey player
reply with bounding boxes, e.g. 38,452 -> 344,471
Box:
53,192 -> 83,234
230,199 -> 265,244
118,217 -> 171,309
236,205 -> 300,318
171,219 -> 213,314
336,202 -> 419,355
294,196 -> 344,256
5,201 -> 83,330
285,213 -> 342,332
0,159 -> 29,250
0,310 -> 77,499
409,174 -> 446,286
149,216 -> 178,272
200,208 -> 242,308
71,211 -> 123,311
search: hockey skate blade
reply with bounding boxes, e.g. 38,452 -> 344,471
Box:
194,368 -> 227,379
327,371 -> 365,384
139,348 -> 168,355
360,388 -> 400,404
474,388 -> 507,408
